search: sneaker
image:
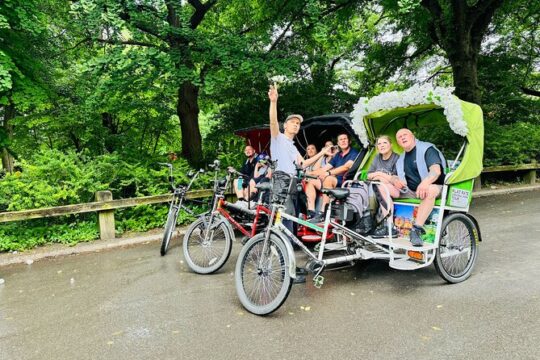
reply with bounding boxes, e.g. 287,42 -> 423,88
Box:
234,199 -> 249,208
371,225 -> 398,239
409,226 -> 425,247
308,212 -> 324,224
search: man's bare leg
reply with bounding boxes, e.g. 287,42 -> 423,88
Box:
305,180 -> 322,213
233,179 -> 245,200
414,185 -> 440,226
320,176 -> 338,211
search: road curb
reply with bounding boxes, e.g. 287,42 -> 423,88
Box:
472,184 -> 540,198
2,185 -> 539,267
0,229 -> 188,267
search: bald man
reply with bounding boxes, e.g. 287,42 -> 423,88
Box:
393,129 -> 446,246
231,145 -> 257,201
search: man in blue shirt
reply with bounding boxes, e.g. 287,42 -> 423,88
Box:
305,133 -> 360,222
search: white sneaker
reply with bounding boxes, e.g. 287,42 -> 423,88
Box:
234,200 -> 248,208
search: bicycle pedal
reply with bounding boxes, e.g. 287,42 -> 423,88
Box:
313,275 -> 325,289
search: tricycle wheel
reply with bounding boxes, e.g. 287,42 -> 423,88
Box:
434,213 -> 479,283
235,233 -> 292,315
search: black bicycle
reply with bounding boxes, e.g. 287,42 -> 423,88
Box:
159,163 -> 204,256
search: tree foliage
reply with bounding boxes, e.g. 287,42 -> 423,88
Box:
0,0 -> 538,250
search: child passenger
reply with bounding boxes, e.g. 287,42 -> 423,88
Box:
249,153 -> 272,199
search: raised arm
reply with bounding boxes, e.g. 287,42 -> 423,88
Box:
300,146 -> 332,169
268,85 -> 280,138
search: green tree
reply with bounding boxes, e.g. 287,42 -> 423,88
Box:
71,0 -> 264,164
0,0 -> 64,172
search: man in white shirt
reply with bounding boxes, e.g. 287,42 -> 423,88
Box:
268,85 -> 330,175
268,84 -> 330,283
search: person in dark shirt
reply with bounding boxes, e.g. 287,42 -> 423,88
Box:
393,128 -> 446,246
305,133 -> 360,222
229,145 -> 257,202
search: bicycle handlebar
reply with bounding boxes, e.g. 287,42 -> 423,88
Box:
227,168 -> 250,179
208,159 -> 221,170
159,162 -> 204,191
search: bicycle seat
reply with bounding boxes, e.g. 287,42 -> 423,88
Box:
256,182 -> 272,192
321,188 -> 349,200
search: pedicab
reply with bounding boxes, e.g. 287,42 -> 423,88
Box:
235,85 -> 483,315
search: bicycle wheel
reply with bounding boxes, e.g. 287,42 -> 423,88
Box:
161,207 -> 178,256
235,233 -> 292,315
183,217 -> 232,274
434,213 -> 479,283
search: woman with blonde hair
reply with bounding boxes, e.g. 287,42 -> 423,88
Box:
367,135 -> 400,238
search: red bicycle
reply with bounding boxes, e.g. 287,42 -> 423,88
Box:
182,161 -> 272,274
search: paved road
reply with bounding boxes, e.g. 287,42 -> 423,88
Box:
1,191 -> 539,360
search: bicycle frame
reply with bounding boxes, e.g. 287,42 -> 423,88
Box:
216,198 -> 271,238
258,179 -> 448,285
167,170 -> 201,217
200,166 -> 272,243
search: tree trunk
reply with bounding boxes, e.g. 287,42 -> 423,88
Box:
102,112 -> 118,153
421,0 -> 505,106
448,51 -> 481,105
177,81 -> 203,165
1,103 -> 15,174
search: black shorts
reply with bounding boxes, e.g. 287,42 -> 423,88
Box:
254,176 -> 269,184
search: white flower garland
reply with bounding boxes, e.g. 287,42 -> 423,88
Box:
350,84 -> 468,147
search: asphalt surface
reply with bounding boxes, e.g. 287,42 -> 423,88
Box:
1,190 -> 539,360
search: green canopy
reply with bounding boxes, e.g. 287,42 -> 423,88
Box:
359,100 -> 484,184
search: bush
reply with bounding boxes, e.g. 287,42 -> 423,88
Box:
484,121 -> 540,166
0,216 -> 99,252
0,149 -> 214,251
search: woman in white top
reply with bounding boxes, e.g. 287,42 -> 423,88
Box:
303,144 -> 318,172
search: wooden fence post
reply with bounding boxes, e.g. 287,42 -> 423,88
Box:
523,170 -> 536,184
473,175 -> 482,191
523,161 -> 537,184
95,191 -> 115,240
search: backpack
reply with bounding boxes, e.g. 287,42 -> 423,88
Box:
335,181 -> 374,235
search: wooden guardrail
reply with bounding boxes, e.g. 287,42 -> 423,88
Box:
0,189 -> 215,240
474,161 -> 538,190
1,162 -> 537,240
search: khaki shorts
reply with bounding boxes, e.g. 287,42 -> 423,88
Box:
398,185 -> 442,199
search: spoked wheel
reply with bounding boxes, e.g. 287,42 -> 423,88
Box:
235,233 -> 292,315
161,208 -> 178,256
183,216 -> 233,274
434,213 -> 479,283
